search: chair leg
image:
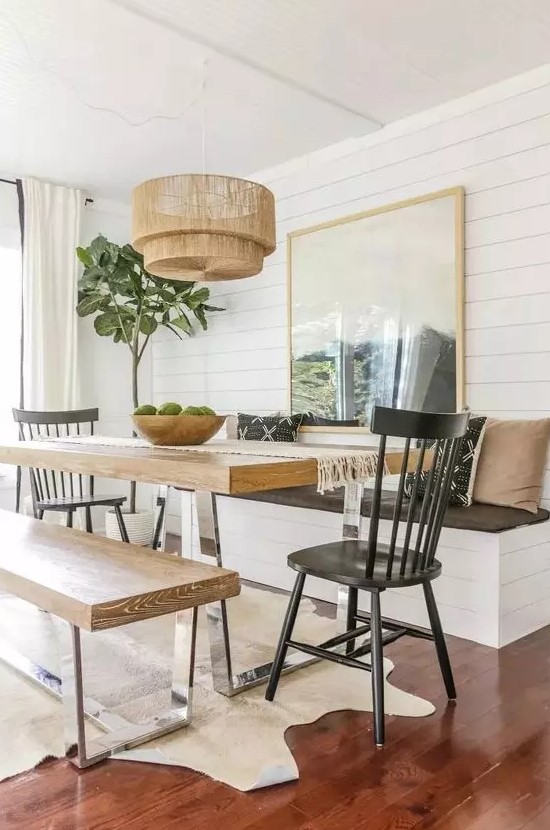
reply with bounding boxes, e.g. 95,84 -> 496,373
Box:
346,586 -> 358,654
152,494 -> 167,551
15,466 -> 21,513
66,511 -> 73,528
37,509 -> 44,521
114,505 -> 130,544
85,506 -> 93,534
370,590 -> 385,746
265,572 -> 306,702
423,581 -> 456,700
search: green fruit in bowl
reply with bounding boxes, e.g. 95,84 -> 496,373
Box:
158,402 -> 183,415
134,404 -> 157,415
181,405 -> 217,416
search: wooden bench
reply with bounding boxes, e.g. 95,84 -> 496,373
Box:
0,509 -> 240,768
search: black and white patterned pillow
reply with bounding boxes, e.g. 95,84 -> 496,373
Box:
237,413 -> 304,442
404,415 -> 487,507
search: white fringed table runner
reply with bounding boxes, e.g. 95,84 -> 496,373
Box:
49,436 -> 382,492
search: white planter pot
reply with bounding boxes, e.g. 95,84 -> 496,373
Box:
105,508 -> 154,546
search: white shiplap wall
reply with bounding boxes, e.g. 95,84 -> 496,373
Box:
152,64 -> 550,534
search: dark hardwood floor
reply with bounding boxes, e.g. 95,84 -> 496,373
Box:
2,567 -> 550,828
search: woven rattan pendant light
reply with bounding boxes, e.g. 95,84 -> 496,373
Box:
132,173 -> 276,281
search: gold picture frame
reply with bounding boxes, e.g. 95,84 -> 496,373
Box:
287,186 -> 465,432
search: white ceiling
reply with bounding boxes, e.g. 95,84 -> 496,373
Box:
1,0 -> 550,200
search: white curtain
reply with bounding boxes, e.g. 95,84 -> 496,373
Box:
22,178 -> 82,409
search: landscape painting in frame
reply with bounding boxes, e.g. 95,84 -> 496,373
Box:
289,187 -> 464,428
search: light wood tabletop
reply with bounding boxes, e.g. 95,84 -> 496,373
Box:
0,439 -> 426,495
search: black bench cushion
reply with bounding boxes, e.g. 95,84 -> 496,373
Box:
234,485 -> 549,533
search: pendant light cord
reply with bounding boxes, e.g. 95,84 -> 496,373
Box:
201,60 -> 208,177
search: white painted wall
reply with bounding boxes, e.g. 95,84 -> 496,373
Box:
152,62 -> 550,586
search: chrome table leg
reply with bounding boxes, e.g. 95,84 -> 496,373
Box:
193,490 -> 318,697
0,607 -> 197,769
336,482 -> 364,633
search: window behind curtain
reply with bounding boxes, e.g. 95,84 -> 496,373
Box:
0,181 -> 21,478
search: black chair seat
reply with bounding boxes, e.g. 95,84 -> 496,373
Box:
289,540 -> 441,589
36,494 -> 126,511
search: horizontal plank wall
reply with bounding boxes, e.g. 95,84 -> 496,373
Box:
154,65 -> 550,620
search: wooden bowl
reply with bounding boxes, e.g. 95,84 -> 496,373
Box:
132,414 -> 226,446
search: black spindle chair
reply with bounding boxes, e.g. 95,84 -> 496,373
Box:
265,406 -> 470,747
13,407 -> 129,540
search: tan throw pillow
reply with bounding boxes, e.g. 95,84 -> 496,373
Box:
473,418 -> 550,514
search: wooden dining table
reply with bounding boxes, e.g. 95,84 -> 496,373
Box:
0,438 -> 424,697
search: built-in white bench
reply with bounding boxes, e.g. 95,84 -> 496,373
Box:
175,486 -> 550,649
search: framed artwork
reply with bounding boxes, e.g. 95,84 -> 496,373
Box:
288,187 -> 464,430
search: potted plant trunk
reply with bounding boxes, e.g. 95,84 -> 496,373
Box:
76,235 -> 222,544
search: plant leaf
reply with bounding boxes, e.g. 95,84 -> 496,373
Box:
89,235 -> 109,265
193,306 -> 208,330
159,288 -> 177,302
186,287 -> 210,309
164,322 -> 183,340
94,312 -> 120,337
139,315 -> 158,335
170,314 -> 192,333
76,295 -> 102,317
76,246 -> 93,268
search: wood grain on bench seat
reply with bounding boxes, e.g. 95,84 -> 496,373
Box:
0,510 -> 240,631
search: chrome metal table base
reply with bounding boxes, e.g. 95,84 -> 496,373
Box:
190,485 -> 362,698
337,481 -> 364,633
0,607 -> 197,768
204,600 -> 318,696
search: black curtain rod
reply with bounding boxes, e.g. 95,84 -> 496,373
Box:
0,177 -> 93,205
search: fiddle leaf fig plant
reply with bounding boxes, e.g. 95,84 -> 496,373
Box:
76,234 -> 223,512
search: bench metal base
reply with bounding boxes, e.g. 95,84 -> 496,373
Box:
0,607 -> 197,768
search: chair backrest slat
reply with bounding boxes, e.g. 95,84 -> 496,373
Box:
399,439 -> 427,577
365,434 -> 387,578
386,437 -> 410,578
368,406 -> 469,581
13,408 -> 100,513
